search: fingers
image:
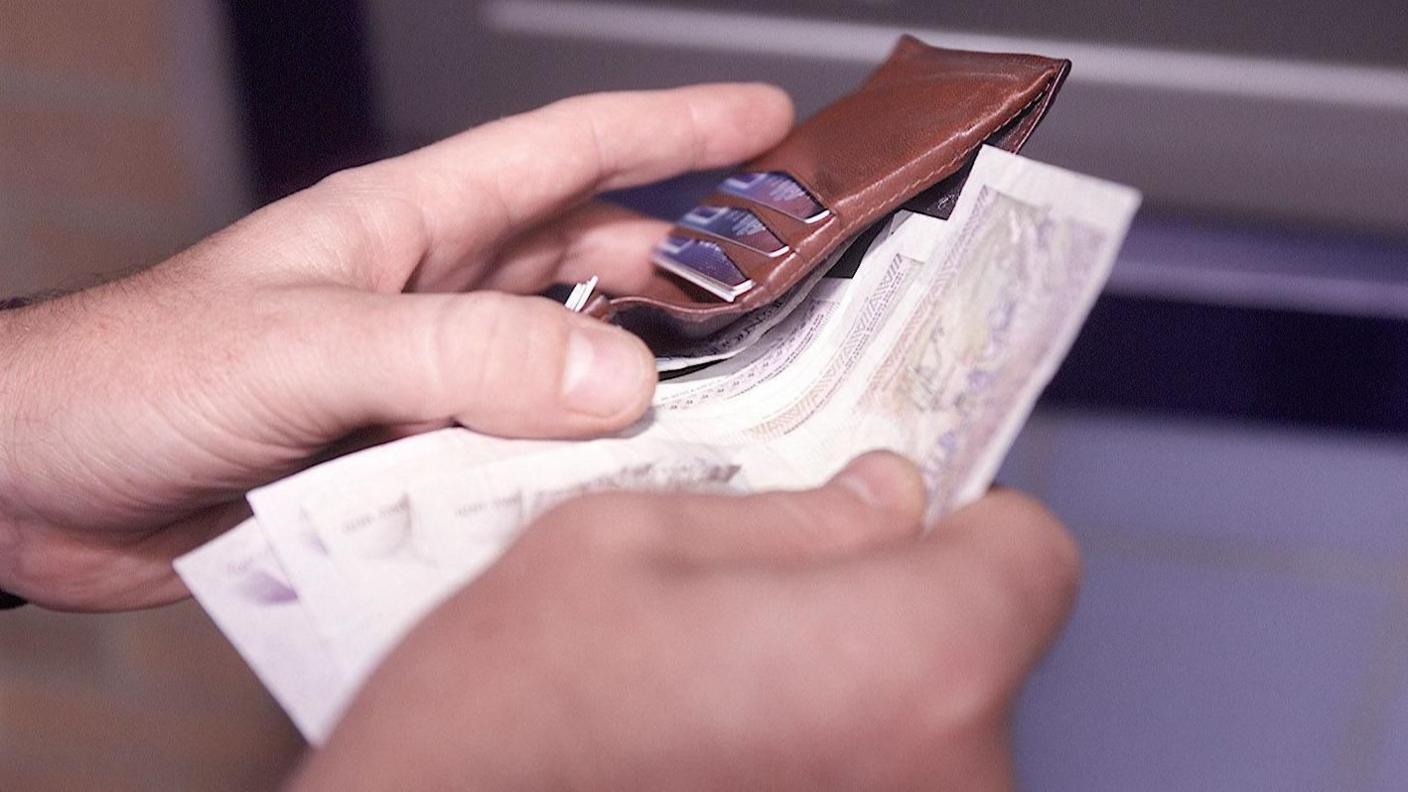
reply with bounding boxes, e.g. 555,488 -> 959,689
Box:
558,452 -> 928,566
666,451 -> 925,564
476,202 -> 668,295
896,490 -> 1080,697
302,289 -> 656,439
344,83 -> 793,288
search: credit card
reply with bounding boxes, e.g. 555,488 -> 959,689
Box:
651,235 -> 754,301
719,171 -> 830,223
680,205 -> 787,256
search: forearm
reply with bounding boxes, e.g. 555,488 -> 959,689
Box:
0,291 -> 100,602
1,300 -> 28,512
0,303 -> 34,602
0,298 -> 48,531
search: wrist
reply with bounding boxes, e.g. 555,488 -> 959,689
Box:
0,310 -> 21,604
0,303 -> 46,596
0,307 -> 29,528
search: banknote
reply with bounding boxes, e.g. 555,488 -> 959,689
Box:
652,209 -> 950,411
174,518 -> 348,739
250,428 -> 561,678
641,148 -> 1138,516
176,146 -> 1140,741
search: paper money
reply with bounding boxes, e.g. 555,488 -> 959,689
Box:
174,519 -> 348,738
176,147 -> 1139,742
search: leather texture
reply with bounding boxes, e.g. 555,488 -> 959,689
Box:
587,36 -> 1070,352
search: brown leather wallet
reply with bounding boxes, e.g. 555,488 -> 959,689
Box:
583,36 -> 1070,354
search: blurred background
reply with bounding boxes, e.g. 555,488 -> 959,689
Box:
1,0 -> 1405,789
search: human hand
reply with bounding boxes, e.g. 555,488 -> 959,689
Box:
293,453 -> 1079,792
0,84 -> 795,610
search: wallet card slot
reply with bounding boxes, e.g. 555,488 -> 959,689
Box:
717,171 -> 831,224
699,188 -> 837,279
650,233 -> 754,302
679,204 -> 789,257
668,192 -> 832,297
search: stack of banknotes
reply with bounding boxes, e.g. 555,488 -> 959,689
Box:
176,147 -> 1141,741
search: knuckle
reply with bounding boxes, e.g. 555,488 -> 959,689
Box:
310,165 -> 366,196
452,294 -> 566,403
923,659 -> 1012,740
311,160 -> 407,202
988,490 -> 1082,607
803,489 -> 871,533
542,92 -> 595,118
531,95 -> 612,180
453,294 -> 515,408
879,597 -> 1018,739
305,166 -> 427,290
543,89 -> 626,121
746,492 -> 830,552
469,293 -> 564,354
453,290 -> 517,356
775,487 -> 883,551
1043,519 -> 1082,607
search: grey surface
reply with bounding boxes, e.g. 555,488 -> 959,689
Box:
1002,408 -> 1408,791
669,0 -> 1408,67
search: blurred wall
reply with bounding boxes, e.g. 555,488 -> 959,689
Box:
0,0 -> 249,298
0,604 -> 302,791
364,0 -> 1408,237
1,2 -> 301,791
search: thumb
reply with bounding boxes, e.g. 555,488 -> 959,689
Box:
562,451 -> 929,567
304,289 -> 656,439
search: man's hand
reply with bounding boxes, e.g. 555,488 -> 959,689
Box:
0,84 -> 795,610
292,453 -> 1079,792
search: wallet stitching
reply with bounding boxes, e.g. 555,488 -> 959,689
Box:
877,80 -> 1053,220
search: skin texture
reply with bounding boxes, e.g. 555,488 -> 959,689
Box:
0,83 -> 1081,789
0,83 -> 796,611
292,453 -> 1079,792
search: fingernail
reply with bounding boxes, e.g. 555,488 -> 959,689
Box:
832,464 -> 887,509
562,325 -> 651,417
831,452 -> 925,512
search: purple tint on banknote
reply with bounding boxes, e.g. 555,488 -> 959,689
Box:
681,205 -> 788,256
719,172 -> 829,223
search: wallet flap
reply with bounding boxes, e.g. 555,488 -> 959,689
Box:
586,37 -> 1070,351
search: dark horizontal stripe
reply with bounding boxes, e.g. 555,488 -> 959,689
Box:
1042,296 -> 1408,433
